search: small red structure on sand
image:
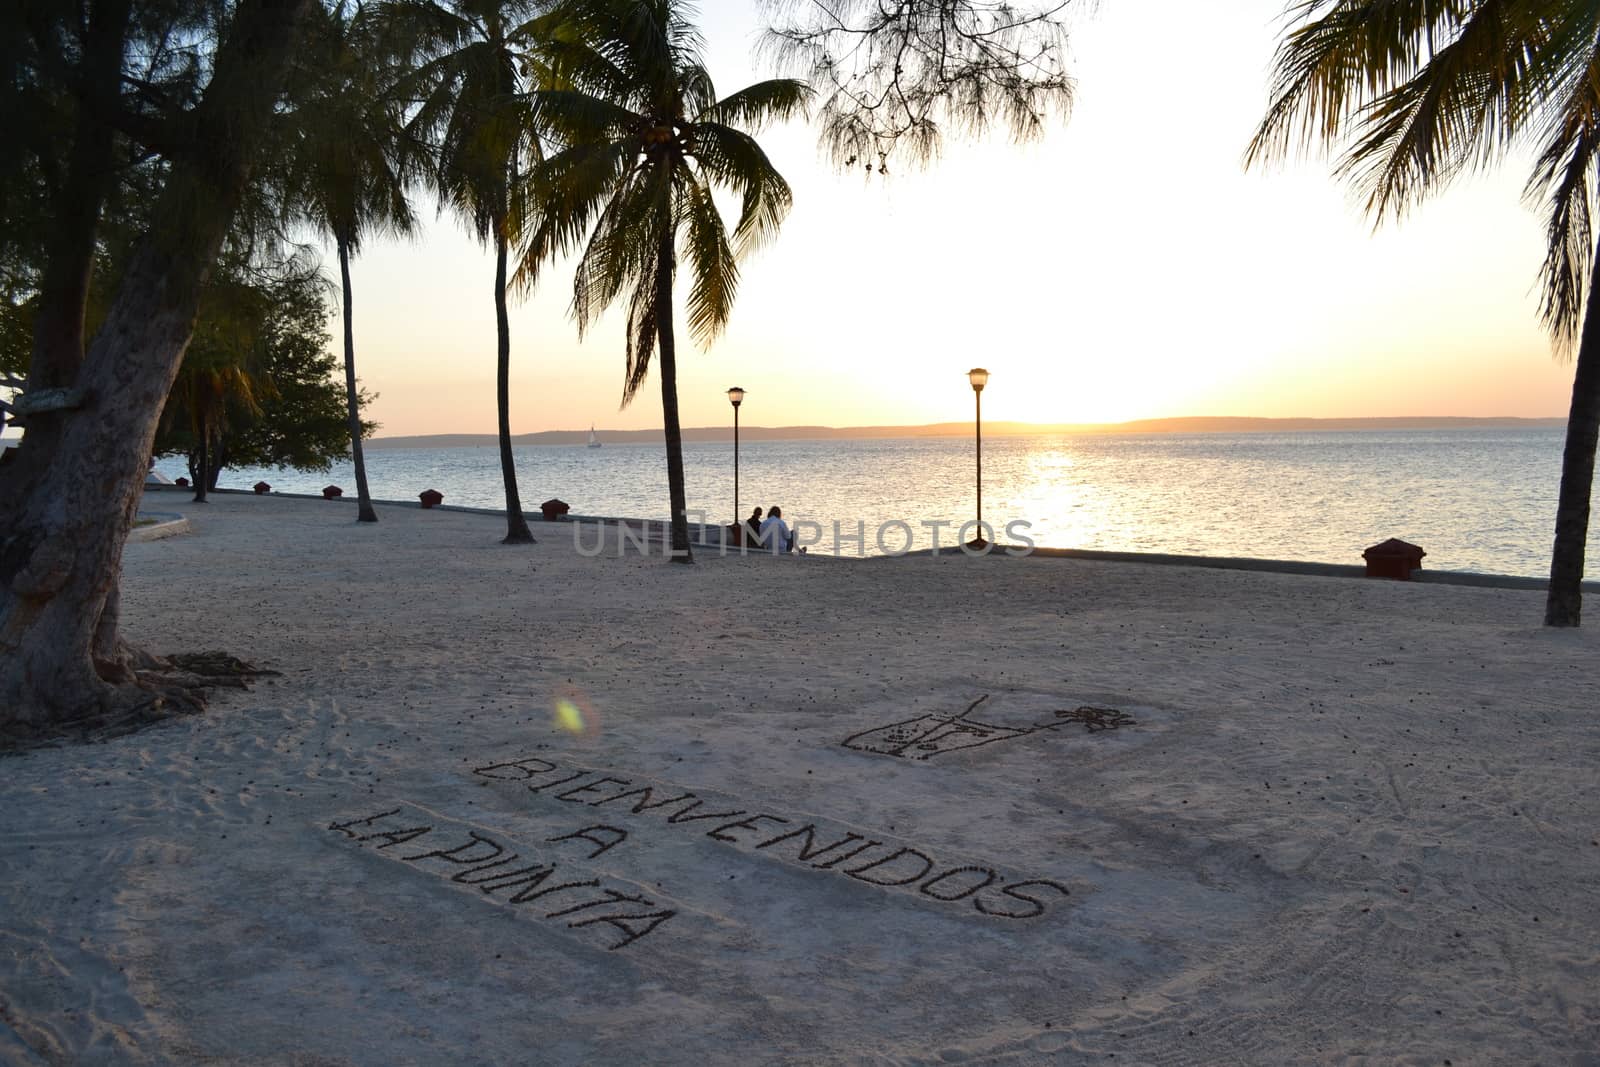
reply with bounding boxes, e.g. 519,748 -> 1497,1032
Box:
540,498 -> 570,521
419,489 -> 444,509
253,481 -> 271,494
1363,538 -> 1426,580
322,485 -> 343,499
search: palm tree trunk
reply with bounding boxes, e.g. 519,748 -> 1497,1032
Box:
655,236 -> 692,563
1544,248 -> 1600,625
338,236 -> 377,523
494,222 -> 534,544
193,417 -> 209,503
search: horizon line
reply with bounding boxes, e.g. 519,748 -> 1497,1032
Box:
365,413 -> 1567,444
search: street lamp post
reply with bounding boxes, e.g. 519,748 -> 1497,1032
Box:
968,368 -> 989,546
727,386 -> 745,535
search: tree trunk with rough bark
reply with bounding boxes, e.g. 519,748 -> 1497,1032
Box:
338,237 -> 378,523
494,222 -> 534,544
0,0 -> 314,731
655,236 -> 692,563
1545,248 -> 1600,625
3,0 -> 134,527
207,442 -> 227,492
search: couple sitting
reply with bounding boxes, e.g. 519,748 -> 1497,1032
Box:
745,506 -> 798,553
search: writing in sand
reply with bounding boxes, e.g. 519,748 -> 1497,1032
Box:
329,803 -> 675,950
473,755 -> 1075,921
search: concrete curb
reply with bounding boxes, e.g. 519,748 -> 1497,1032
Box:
892,543 -> 1600,594
174,487 -> 739,552
147,486 -> 1592,589
129,512 -> 191,542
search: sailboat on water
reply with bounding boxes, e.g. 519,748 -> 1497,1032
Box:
587,425 -> 601,449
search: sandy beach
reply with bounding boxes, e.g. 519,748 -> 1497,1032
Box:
3,493 -> 1598,1064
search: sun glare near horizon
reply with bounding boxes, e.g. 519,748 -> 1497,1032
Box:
325,0 -> 1574,440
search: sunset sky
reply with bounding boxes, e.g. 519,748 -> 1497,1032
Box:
330,0 -> 1572,436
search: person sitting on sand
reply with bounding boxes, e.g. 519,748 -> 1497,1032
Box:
758,506 -> 793,553
745,507 -> 763,546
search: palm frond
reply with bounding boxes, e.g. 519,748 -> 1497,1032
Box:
679,168 -> 738,345
1251,0 -> 1600,349
1525,8 -> 1600,349
547,0 -> 685,106
689,121 -> 793,256
696,77 -> 812,129
1333,1 -> 1547,220
511,137 -> 637,292
528,87 -> 640,145
386,0 -> 543,246
618,238 -> 662,406
1248,0 -> 1474,168
531,27 -> 636,102
372,0 -> 472,65
572,161 -> 670,334
275,0 -> 421,253
677,59 -> 718,119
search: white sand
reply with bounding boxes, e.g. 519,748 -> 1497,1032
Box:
3,493 -> 1598,1065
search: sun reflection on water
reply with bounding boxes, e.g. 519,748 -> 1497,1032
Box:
171,428 -> 1590,577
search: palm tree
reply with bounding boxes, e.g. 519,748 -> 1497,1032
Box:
284,2 -> 418,524
516,0 -> 810,561
1248,4 -> 1600,626
388,0 -> 544,543
164,352 -> 271,504
161,263 -> 277,503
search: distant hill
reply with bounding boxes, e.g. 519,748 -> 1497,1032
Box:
365,415 -> 1566,449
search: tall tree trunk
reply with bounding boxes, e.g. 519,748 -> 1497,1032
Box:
338,236 -> 377,523
0,0 -> 315,730
207,442 -> 227,492
494,221 -> 534,544
193,415 -> 209,503
655,236 -> 692,563
1544,248 -> 1600,625
2,0 -> 134,508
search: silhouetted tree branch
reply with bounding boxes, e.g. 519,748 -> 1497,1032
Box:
759,0 -> 1074,171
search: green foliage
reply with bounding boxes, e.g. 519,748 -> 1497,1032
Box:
518,0 -> 810,403
280,2 -> 420,252
1248,1 -> 1600,351
388,0 -> 546,242
0,299 -> 31,378
154,258 -> 369,477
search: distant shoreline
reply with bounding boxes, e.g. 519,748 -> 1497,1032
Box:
365,415 -> 1568,449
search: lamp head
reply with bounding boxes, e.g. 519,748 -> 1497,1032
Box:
967,367 -> 989,392
727,386 -> 745,407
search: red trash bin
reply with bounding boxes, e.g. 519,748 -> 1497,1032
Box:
1362,538 -> 1426,580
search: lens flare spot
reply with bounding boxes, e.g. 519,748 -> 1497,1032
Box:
551,691 -> 602,738
554,698 -> 585,735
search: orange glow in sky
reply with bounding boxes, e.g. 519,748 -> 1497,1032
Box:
337,0 -> 1573,438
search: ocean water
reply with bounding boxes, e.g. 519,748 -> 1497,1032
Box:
154,428 -> 1590,577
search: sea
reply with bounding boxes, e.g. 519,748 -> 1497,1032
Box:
152,428 -> 1590,578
